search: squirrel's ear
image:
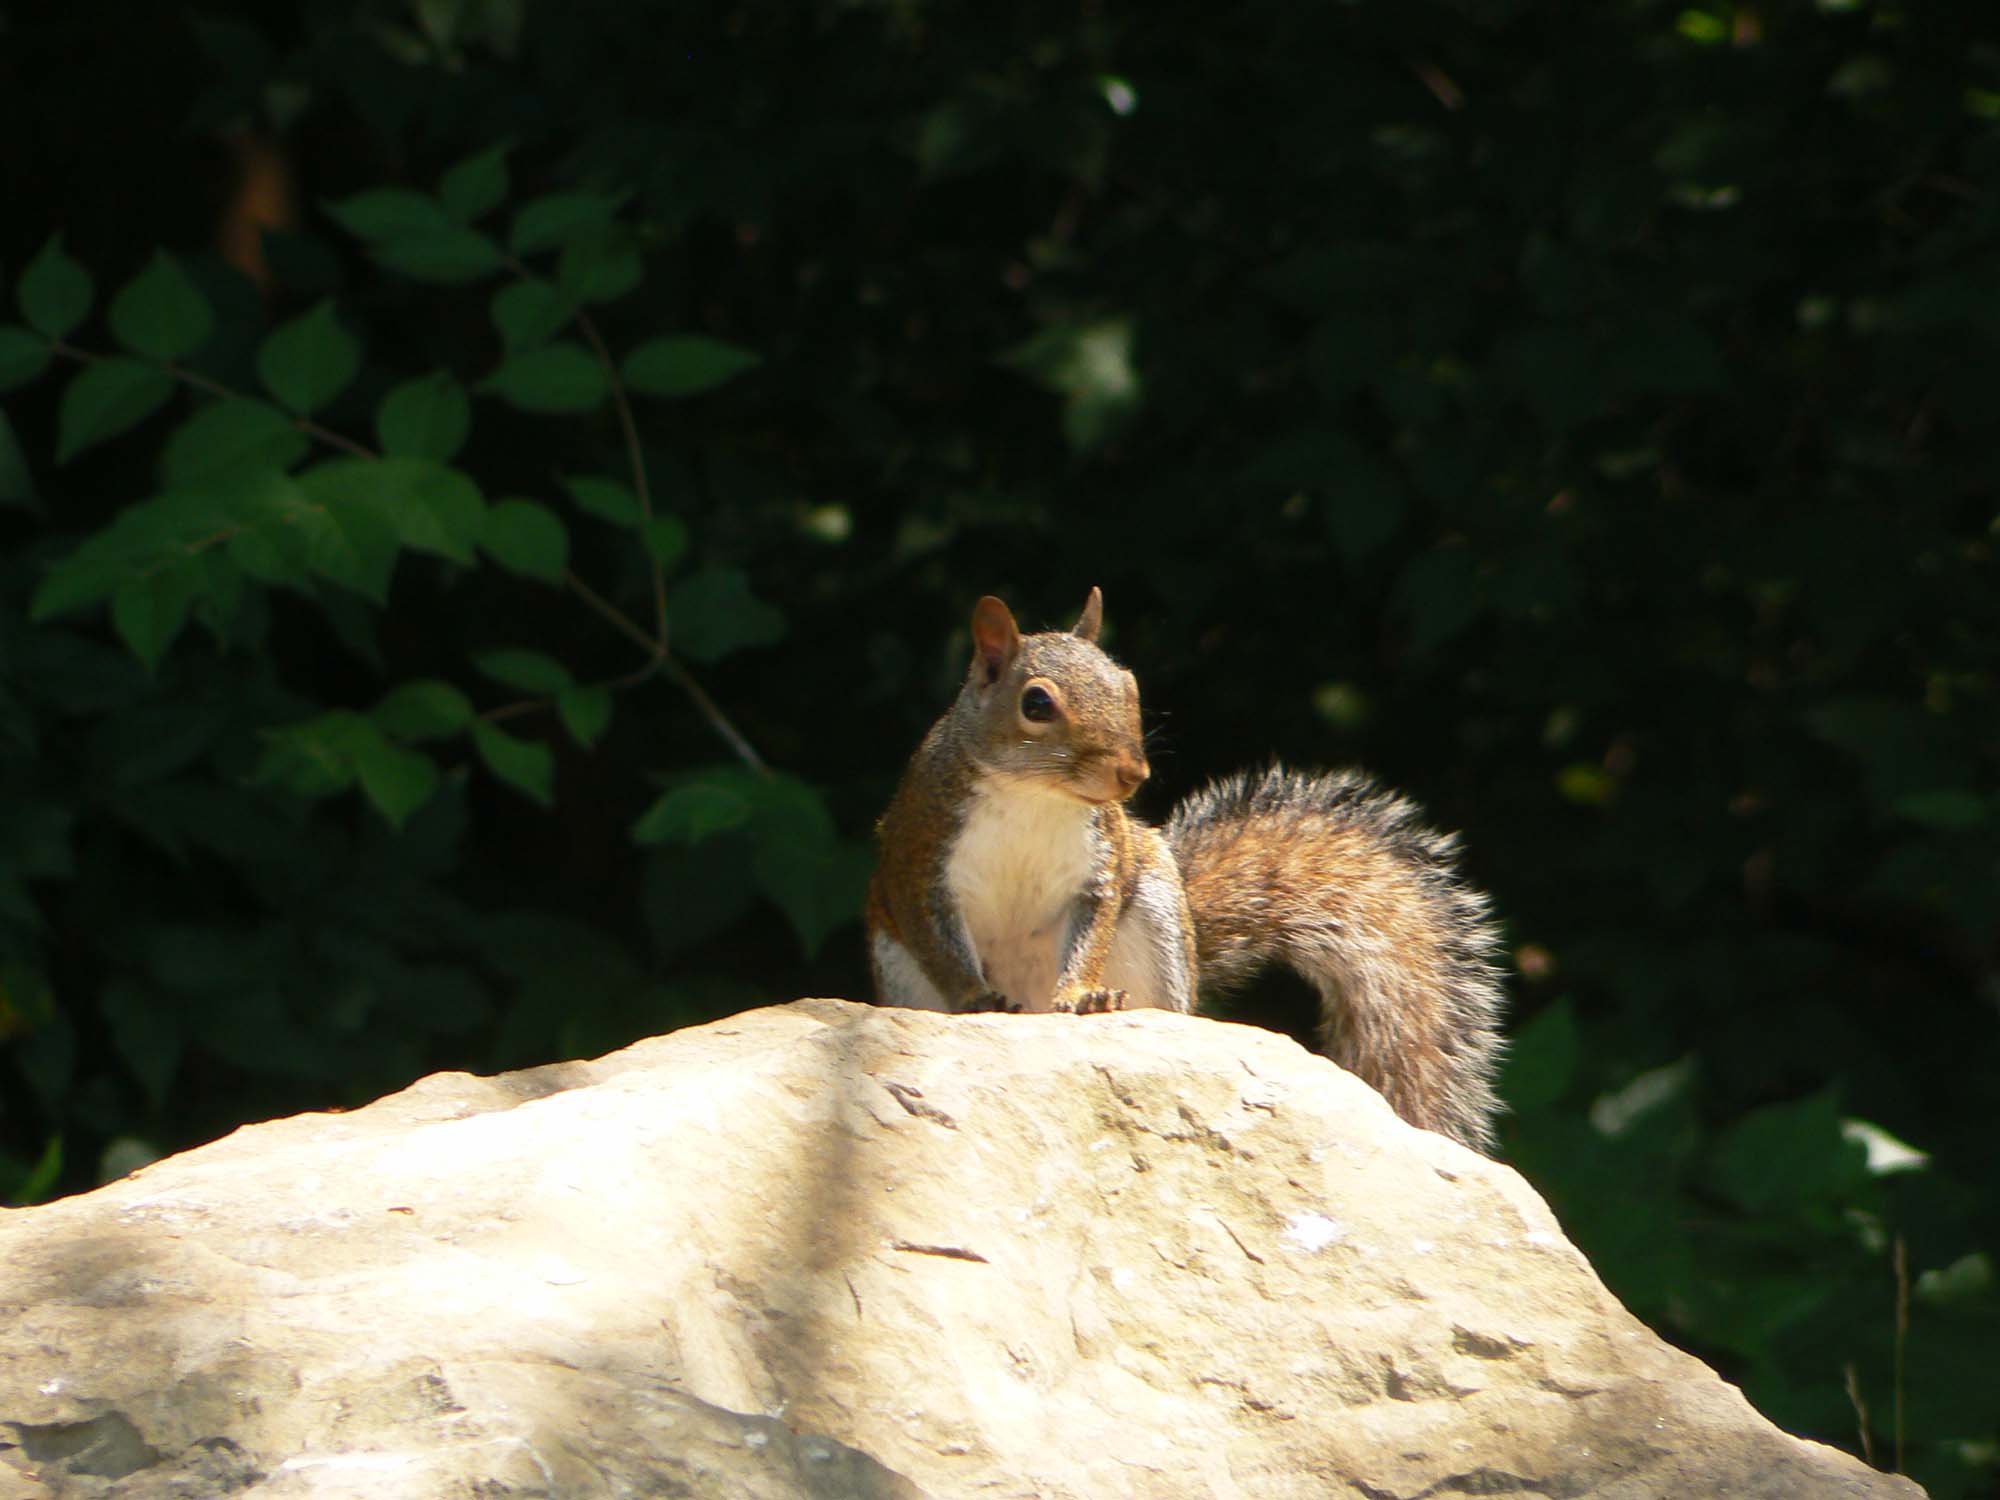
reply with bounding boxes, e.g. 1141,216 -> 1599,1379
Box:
1072,586 -> 1104,642
970,595 -> 1021,685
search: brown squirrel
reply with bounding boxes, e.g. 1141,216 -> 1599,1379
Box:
865,589 -> 1506,1152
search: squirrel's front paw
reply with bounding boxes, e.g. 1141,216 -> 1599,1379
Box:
958,989 -> 1020,1014
1056,987 -> 1127,1015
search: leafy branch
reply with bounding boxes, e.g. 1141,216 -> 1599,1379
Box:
7,158 -> 774,820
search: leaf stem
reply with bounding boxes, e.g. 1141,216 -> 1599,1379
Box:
48,340 -> 378,460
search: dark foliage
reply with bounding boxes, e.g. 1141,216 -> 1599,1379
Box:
1,2 -> 1994,1491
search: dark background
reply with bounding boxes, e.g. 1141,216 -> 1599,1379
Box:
1,2 -> 1995,1492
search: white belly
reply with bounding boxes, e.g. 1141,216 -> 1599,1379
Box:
946,780 -> 1097,1012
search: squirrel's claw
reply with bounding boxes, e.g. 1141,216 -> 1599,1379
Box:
1056,987 -> 1127,1015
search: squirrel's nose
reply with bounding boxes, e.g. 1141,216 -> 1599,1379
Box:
1114,754 -> 1149,796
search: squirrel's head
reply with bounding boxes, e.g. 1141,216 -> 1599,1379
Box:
956,587 -> 1149,805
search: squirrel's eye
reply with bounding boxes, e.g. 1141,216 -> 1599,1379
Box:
1021,685 -> 1057,722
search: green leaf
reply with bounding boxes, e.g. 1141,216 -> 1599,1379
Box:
0,324 -> 51,392
556,685 -> 613,748
251,710 -> 376,797
100,983 -> 181,1110
1710,1089 -> 1867,1213
7,1135 -> 63,1207
755,835 -> 873,957
323,188 -> 452,242
299,455 -> 484,566
998,318 -> 1139,450
491,278 -> 572,352
556,224 -> 642,305
439,142 -> 510,223
635,768 -> 862,953
509,191 -> 626,256
481,342 -> 608,412
632,774 -> 756,845
293,462 -> 402,600
217,468 -> 317,588
389,460 -> 486,563
475,648 -> 572,693
1500,999 -> 1579,1113
111,558 -> 205,671
107,252 -> 213,362
1889,789 -> 1988,830
1393,547 -> 1484,653
56,357 -> 175,464
19,234 -> 93,339
622,335 -> 762,398
32,553 -> 136,623
665,567 -> 785,663
471,721 -> 554,806
354,737 -> 440,828
28,487 -> 239,619
373,227 -> 505,285
258,299 -> 359,416
481,498 -> 568,583
376,372 -> 471,461
643,516 -> 688,567
373,679 -> 474,740
561,474 -> 641,525
0,411 -> 34,508
159,398 -> 308,487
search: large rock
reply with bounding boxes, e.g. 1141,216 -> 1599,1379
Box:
0,1000 -> 1920,1499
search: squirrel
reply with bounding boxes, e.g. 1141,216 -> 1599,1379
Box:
865,589 -> 1507,1152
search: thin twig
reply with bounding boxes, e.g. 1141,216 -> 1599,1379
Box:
572,306 -> 668,645
1843,1362 -> 1874,1467
661,652 -> 767,773
1893,1236 -> 1908,1474
561,567 -> 660,657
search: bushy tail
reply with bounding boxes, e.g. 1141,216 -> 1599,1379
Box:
1165,766 -> 1506,1152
